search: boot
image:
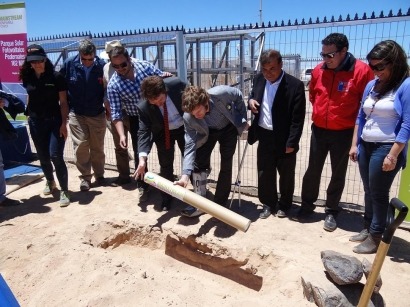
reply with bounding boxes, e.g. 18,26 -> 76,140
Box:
353,234 -> 381,254
181,171 -> 207,217
192,171 -> 207,197
349,228 -> 369,242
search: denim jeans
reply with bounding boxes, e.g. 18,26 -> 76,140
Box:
358,140 -> 405,236
29,117 -> 68,191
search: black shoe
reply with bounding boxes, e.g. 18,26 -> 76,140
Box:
181,205 -> 204,217
95,177 -> 106,186
138,187 -> 150,202
161,201 -> 170,212
259,205 -> 272,219
323,214 -> 337,232
296,205 -> 316,217
0,197 -> 22,206
276,209 -> 288,218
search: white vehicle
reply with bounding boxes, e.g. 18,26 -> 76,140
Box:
300,68 -> 313,87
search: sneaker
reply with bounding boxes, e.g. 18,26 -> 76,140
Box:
43,180 -> 56,195
181,205 -> 204,217
138,187 -> 150,202
59,191 -> 70,207
80,179 -> 91,191
0,197 -> 22,206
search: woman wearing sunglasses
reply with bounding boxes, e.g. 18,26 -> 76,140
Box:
19,44 -> 70,207
349,40 -> 410,254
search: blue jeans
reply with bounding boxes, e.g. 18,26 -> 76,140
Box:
358,141 -> 404,236
29,117 -> 68,191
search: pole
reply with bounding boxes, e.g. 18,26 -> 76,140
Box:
144,172 -> 251,232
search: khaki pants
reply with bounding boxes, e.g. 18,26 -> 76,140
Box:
69,112 -> 106,181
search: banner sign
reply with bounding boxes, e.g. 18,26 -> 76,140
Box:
0,2 -> 27,83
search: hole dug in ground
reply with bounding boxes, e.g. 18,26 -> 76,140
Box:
83,220 -> 280,291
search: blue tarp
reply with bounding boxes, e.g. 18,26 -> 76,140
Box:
4,164 -> 42,180
0,274 -> 19,307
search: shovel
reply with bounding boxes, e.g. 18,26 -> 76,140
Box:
358,197 -> 408,307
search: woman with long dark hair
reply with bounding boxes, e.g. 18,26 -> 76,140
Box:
349,40 -> 410,253
19,44 -> 70,206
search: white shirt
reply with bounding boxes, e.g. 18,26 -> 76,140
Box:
361,89 -> 399,142
159,95 -> 183,130
258,71 -> 284,130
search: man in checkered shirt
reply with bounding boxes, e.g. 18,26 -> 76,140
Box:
107,45 -> 171,202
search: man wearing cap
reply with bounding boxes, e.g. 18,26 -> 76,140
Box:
107,45 -> 171,202
60,39 -> 108,191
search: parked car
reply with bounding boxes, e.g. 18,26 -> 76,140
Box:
300,68 -> 313,87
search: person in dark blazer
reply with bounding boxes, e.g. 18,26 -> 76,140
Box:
248,49 -> 306,219
134,76 -> 187,211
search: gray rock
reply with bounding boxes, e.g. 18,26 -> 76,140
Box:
362,258 -> 383,294
321,250 -> 363,285
301,274 -> 385,307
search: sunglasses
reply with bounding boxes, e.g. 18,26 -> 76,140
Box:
320,51 -> 339,59
81,57 -> 94,62
369,62 -> 388,72
111,61 -> 128,69
30,59 -> 45,64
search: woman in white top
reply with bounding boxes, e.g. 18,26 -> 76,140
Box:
349,40 -> 410,254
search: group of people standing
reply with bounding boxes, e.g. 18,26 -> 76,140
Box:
1,32 -> 409,255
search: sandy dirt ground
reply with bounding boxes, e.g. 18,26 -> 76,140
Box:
1,163 -> 409,307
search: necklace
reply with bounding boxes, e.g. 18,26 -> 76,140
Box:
365,85 -> 379,120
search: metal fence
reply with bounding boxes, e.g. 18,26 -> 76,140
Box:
27,7 -> 410,207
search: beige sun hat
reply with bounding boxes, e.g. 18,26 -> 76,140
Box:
99,40 -> 123,60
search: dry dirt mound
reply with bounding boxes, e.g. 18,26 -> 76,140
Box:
1,165 -> 409,306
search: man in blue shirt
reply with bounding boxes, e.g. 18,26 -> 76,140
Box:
60,39 -> 108,191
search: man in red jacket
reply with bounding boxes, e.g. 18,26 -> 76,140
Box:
298,33 -> 374,232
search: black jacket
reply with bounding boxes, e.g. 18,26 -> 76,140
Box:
136,77 -> 186,155
247,72 -> 306,154
0,90 -> 26,141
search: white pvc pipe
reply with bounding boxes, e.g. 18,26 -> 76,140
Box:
144,172 -> 251,232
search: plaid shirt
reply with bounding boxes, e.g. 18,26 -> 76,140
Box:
107,60 -> 163,120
